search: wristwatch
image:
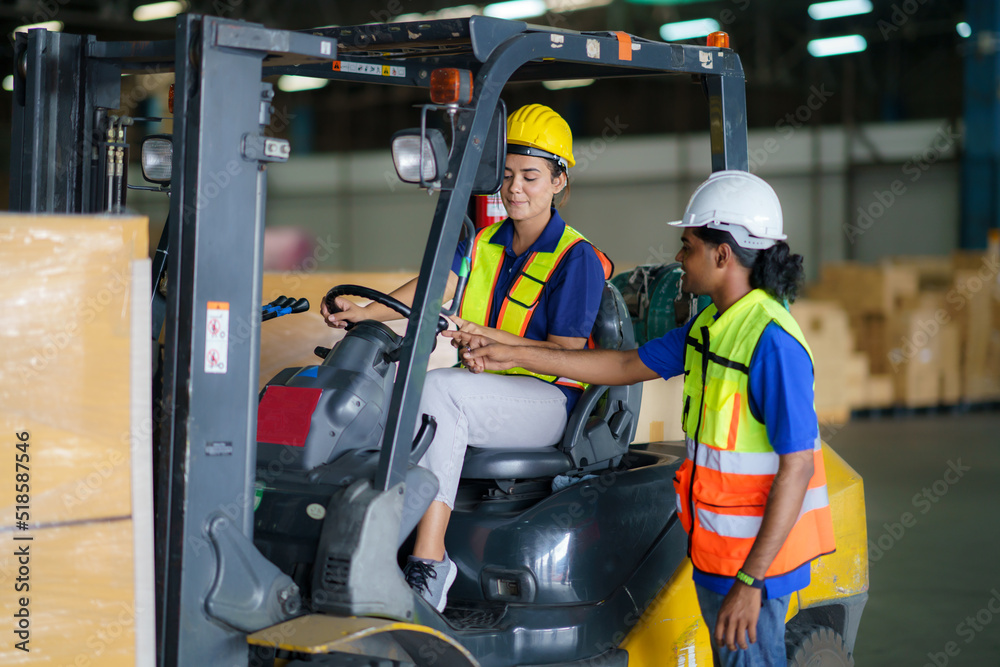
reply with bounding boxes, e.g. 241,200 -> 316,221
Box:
736,569 -> 764,589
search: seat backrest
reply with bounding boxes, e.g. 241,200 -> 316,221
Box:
557,282 -> 642,470
590,281 -> 637,352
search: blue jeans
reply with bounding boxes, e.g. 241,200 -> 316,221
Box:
695,584 -> 790,667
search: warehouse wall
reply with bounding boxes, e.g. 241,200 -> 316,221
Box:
127,119 -> 961,280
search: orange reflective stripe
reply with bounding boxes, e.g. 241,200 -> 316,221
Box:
727,393 -> 740,450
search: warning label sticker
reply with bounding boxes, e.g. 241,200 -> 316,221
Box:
205,301 -> 229,375
332,60 -> 405,78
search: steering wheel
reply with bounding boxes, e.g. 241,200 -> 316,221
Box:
324,285 -> 451,334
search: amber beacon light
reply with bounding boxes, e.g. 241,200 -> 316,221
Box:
707,31 -> 730,48
430,68 -> 473,105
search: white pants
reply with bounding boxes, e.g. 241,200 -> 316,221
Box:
416,368 -> 568,509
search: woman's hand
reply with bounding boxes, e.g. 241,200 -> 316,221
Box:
320,296 -> 369,329
447,315 -> 484,337
444,328 -> 496,373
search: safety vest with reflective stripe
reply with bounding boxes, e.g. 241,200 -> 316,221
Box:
458,220 -> 613,390
673,288 -> 836,579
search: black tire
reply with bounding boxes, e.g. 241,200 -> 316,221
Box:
786,623 -> 854,667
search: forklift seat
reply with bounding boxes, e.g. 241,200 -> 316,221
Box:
461,282 -> 642,480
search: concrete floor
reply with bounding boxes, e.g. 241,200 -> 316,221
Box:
827,411 -> 1000,665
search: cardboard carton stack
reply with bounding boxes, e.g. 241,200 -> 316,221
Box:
0,215 -> 154,666
806,249 -> 1000,409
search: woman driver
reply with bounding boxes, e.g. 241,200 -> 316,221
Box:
321,104 -> 612,611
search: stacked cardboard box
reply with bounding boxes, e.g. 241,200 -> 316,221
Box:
806,249 -> 1000,408
789,299 -> 856,422
0,215 -> 154,666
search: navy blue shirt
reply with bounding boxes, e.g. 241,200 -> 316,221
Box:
454,209 -> 606,412
637,309 -> 818,599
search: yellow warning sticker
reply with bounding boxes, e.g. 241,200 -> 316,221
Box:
331,60 -> 405,78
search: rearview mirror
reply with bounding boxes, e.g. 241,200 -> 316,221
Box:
141,134 -> 173,185
470,99 -> 506,196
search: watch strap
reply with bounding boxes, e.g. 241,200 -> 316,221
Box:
736,569 -> 764,589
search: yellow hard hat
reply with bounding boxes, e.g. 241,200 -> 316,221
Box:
506,104 -> 576,169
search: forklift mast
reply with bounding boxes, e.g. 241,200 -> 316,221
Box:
9,14 -> 749,667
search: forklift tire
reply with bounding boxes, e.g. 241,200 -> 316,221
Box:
786,624 -> 854,667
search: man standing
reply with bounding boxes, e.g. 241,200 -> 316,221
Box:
449,170 -> 835,665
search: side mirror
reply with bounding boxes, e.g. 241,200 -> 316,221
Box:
391,128 -> 449,186
470,99 -> 506,196
141,134 -> 173,185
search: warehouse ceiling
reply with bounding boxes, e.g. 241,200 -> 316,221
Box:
0,0 -> 969,151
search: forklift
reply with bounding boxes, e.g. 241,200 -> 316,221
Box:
9,13 -> 868,667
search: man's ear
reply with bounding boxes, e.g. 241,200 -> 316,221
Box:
715,242 -> 733,268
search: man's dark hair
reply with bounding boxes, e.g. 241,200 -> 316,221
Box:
692,226 -> 804,302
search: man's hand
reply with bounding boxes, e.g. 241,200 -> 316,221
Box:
443,330 -> 521,373
715,583 -> 762,651
443,328 -> 498,373
320,296 -> 368,329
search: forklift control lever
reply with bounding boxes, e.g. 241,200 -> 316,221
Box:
411,414 -> 437,463
261,295 -> 310,321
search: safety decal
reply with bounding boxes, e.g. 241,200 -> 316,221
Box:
586,38 -> 600,59
699,51 -> 714,70
550,34 -> 564,49
205,301 -> 229,374
332,60 -> 406,77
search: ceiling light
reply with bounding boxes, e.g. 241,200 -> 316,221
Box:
547,0 -> 614,9
542,78 -> 595,90
2,75 -> 13,92
13,21 -> 63,34
483,0 -> 547,20
807,34 -> 867,57
277,75 -> 329,92
133,1 -> 186,22
957,22 -> 972,38
627,0 -> 715,4
397,5 -> 479,21
807,0 -> 872,21
659,18 -> 720,41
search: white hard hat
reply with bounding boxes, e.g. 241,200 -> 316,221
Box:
669,170 -> 786,249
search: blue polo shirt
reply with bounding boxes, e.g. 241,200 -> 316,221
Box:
453,209 -> 606,412
637,308 -> 818,599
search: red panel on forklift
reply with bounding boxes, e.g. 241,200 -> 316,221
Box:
256,386 -> 323,447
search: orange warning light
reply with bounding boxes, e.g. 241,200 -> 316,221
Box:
707,31 -> 730,48
430,68 -> 473,105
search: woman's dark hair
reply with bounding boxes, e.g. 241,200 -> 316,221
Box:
692,226 -> 804,302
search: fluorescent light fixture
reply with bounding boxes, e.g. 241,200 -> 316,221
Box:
2,75 -> 13,92
548,0 -> 614,9
483,0 -> 547,19
807,34 -> 867,57
397,5 -> 479,21
542,78 -> 595,90
13,21 -> 63,34
133,1 -> 186,22
277,75 -> 329,92
807,0 -> 872,20
957,22 -> 972,38
659,18 -> 720,41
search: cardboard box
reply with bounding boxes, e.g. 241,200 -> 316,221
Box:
0,214 -> 153,666
887,306 -> 943,408
791,299 -> 853,420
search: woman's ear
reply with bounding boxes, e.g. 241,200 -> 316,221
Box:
552,170 -> 568,194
